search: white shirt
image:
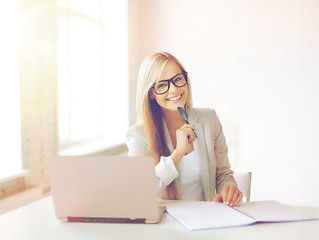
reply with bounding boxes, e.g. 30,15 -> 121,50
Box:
178,151 -> 204,200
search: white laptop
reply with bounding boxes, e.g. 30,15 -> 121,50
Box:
47,155 -> 166,223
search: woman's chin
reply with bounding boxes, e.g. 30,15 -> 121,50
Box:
161,102 -> 186,112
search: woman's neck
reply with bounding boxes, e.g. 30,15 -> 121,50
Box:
162,108 -> 185,132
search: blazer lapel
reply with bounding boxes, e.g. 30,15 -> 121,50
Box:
188,109 -> 210,201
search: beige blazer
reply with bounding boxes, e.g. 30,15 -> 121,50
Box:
126,108 -> 237,201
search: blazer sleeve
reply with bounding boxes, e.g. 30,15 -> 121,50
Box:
126,124 -> 149,156
213,111 -> 237,194
126,124 -> 178,197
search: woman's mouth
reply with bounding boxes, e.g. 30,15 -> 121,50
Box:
167,94 -> 182,102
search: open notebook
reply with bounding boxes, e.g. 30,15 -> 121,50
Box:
166,201 -> 318,231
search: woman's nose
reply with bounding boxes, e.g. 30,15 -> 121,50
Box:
169,82 -> 179,93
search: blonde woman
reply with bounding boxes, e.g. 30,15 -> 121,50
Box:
126,52 -> 242,206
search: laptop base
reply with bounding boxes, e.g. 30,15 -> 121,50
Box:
67,217 -> 146,223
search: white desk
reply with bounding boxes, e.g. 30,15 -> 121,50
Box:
1,196 -> 319,240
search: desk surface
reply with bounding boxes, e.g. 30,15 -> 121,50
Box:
1,197 -> 319,240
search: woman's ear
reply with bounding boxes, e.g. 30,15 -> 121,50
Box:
148,89 -> 155,99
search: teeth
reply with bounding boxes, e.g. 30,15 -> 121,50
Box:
168,95 -> 181,101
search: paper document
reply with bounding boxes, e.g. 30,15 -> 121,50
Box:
166,201 -> 317,231
234,201 -> 315,222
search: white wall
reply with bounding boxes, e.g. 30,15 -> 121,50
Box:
128,0 -> 319,206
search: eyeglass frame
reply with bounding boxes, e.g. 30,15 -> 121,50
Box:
151,71 -> 188,95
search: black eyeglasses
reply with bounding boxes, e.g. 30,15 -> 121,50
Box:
152,71 -> 188,95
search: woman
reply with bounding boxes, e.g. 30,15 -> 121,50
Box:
126,52 -> 242,206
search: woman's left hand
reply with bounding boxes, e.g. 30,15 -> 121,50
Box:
213,185 -> 243,207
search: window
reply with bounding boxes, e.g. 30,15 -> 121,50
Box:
57,0 -> 128,155
0,1 -> 21,179
1,0 -> 128,207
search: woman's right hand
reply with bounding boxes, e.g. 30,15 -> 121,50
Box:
170,124 -> 196,165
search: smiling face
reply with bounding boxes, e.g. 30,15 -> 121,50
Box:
151,60 -> 189,112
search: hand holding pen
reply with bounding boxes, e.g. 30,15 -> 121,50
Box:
170,107 -> 198,165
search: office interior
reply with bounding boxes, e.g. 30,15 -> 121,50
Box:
0,0 -> 319,215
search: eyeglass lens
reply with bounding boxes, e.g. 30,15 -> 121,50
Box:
154,73 -> 187,94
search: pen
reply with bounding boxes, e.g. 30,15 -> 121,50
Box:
177,107 -> 198,139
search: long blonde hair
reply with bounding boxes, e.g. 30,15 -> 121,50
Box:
136,52 -> 193,199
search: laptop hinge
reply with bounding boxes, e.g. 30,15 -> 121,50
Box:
67,217 -> 146,223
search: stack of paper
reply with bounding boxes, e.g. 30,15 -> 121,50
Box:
165,201 -> 317,231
